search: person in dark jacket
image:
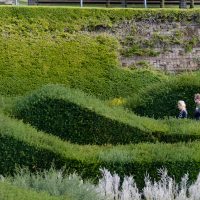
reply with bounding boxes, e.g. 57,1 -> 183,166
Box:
177,100 -> 187,119
194,93 -> 200,120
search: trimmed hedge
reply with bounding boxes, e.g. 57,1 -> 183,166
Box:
0,182 -> 65,200
0,33 -> 116,98
127,73 -> 200,119
1,112 -> 200,188
0,112 -> 100,178
0,32 -> 165,99
11,84 -> 200,145
0,7 -> 168,99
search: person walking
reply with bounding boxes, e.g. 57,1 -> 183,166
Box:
194,93 -> 200,120
177,100 -> 188,119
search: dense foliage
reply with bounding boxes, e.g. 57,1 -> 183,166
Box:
0,6 -> 168,99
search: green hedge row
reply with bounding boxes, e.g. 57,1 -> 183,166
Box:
0,7 -> 200,34
0,182 -> 65,200
1,112 -> 200,188
0,112 -> 100,178
127,72 -> 200,119
11,84 -> 200,145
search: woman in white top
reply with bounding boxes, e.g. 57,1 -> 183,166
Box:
177,100 -> 187,119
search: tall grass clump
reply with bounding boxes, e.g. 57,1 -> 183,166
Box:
6,167 -> 102,200
3,168 -> 200,200
97,169 -> 200,200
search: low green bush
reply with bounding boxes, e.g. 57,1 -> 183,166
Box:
122,44 -> 160,57
127,73 -> 200,119
1,112 -> 200,189
0,182 -> 65,200
11,84 -> 200,145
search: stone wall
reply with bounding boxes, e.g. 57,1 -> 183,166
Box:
122,47 -> 200,72
0,0 -> 13,4
118,21 -> 200,73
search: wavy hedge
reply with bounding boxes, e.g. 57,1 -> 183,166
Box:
127,73 -> 200,119
10,84 -> 200,145
1,112 -> 200,188
11,85 -> 165,144
0,182 -> 65,200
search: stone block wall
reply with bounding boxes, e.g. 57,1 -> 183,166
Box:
119,22 -> 200,73
0,0 -> 14,4
122,47 -> 200,72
